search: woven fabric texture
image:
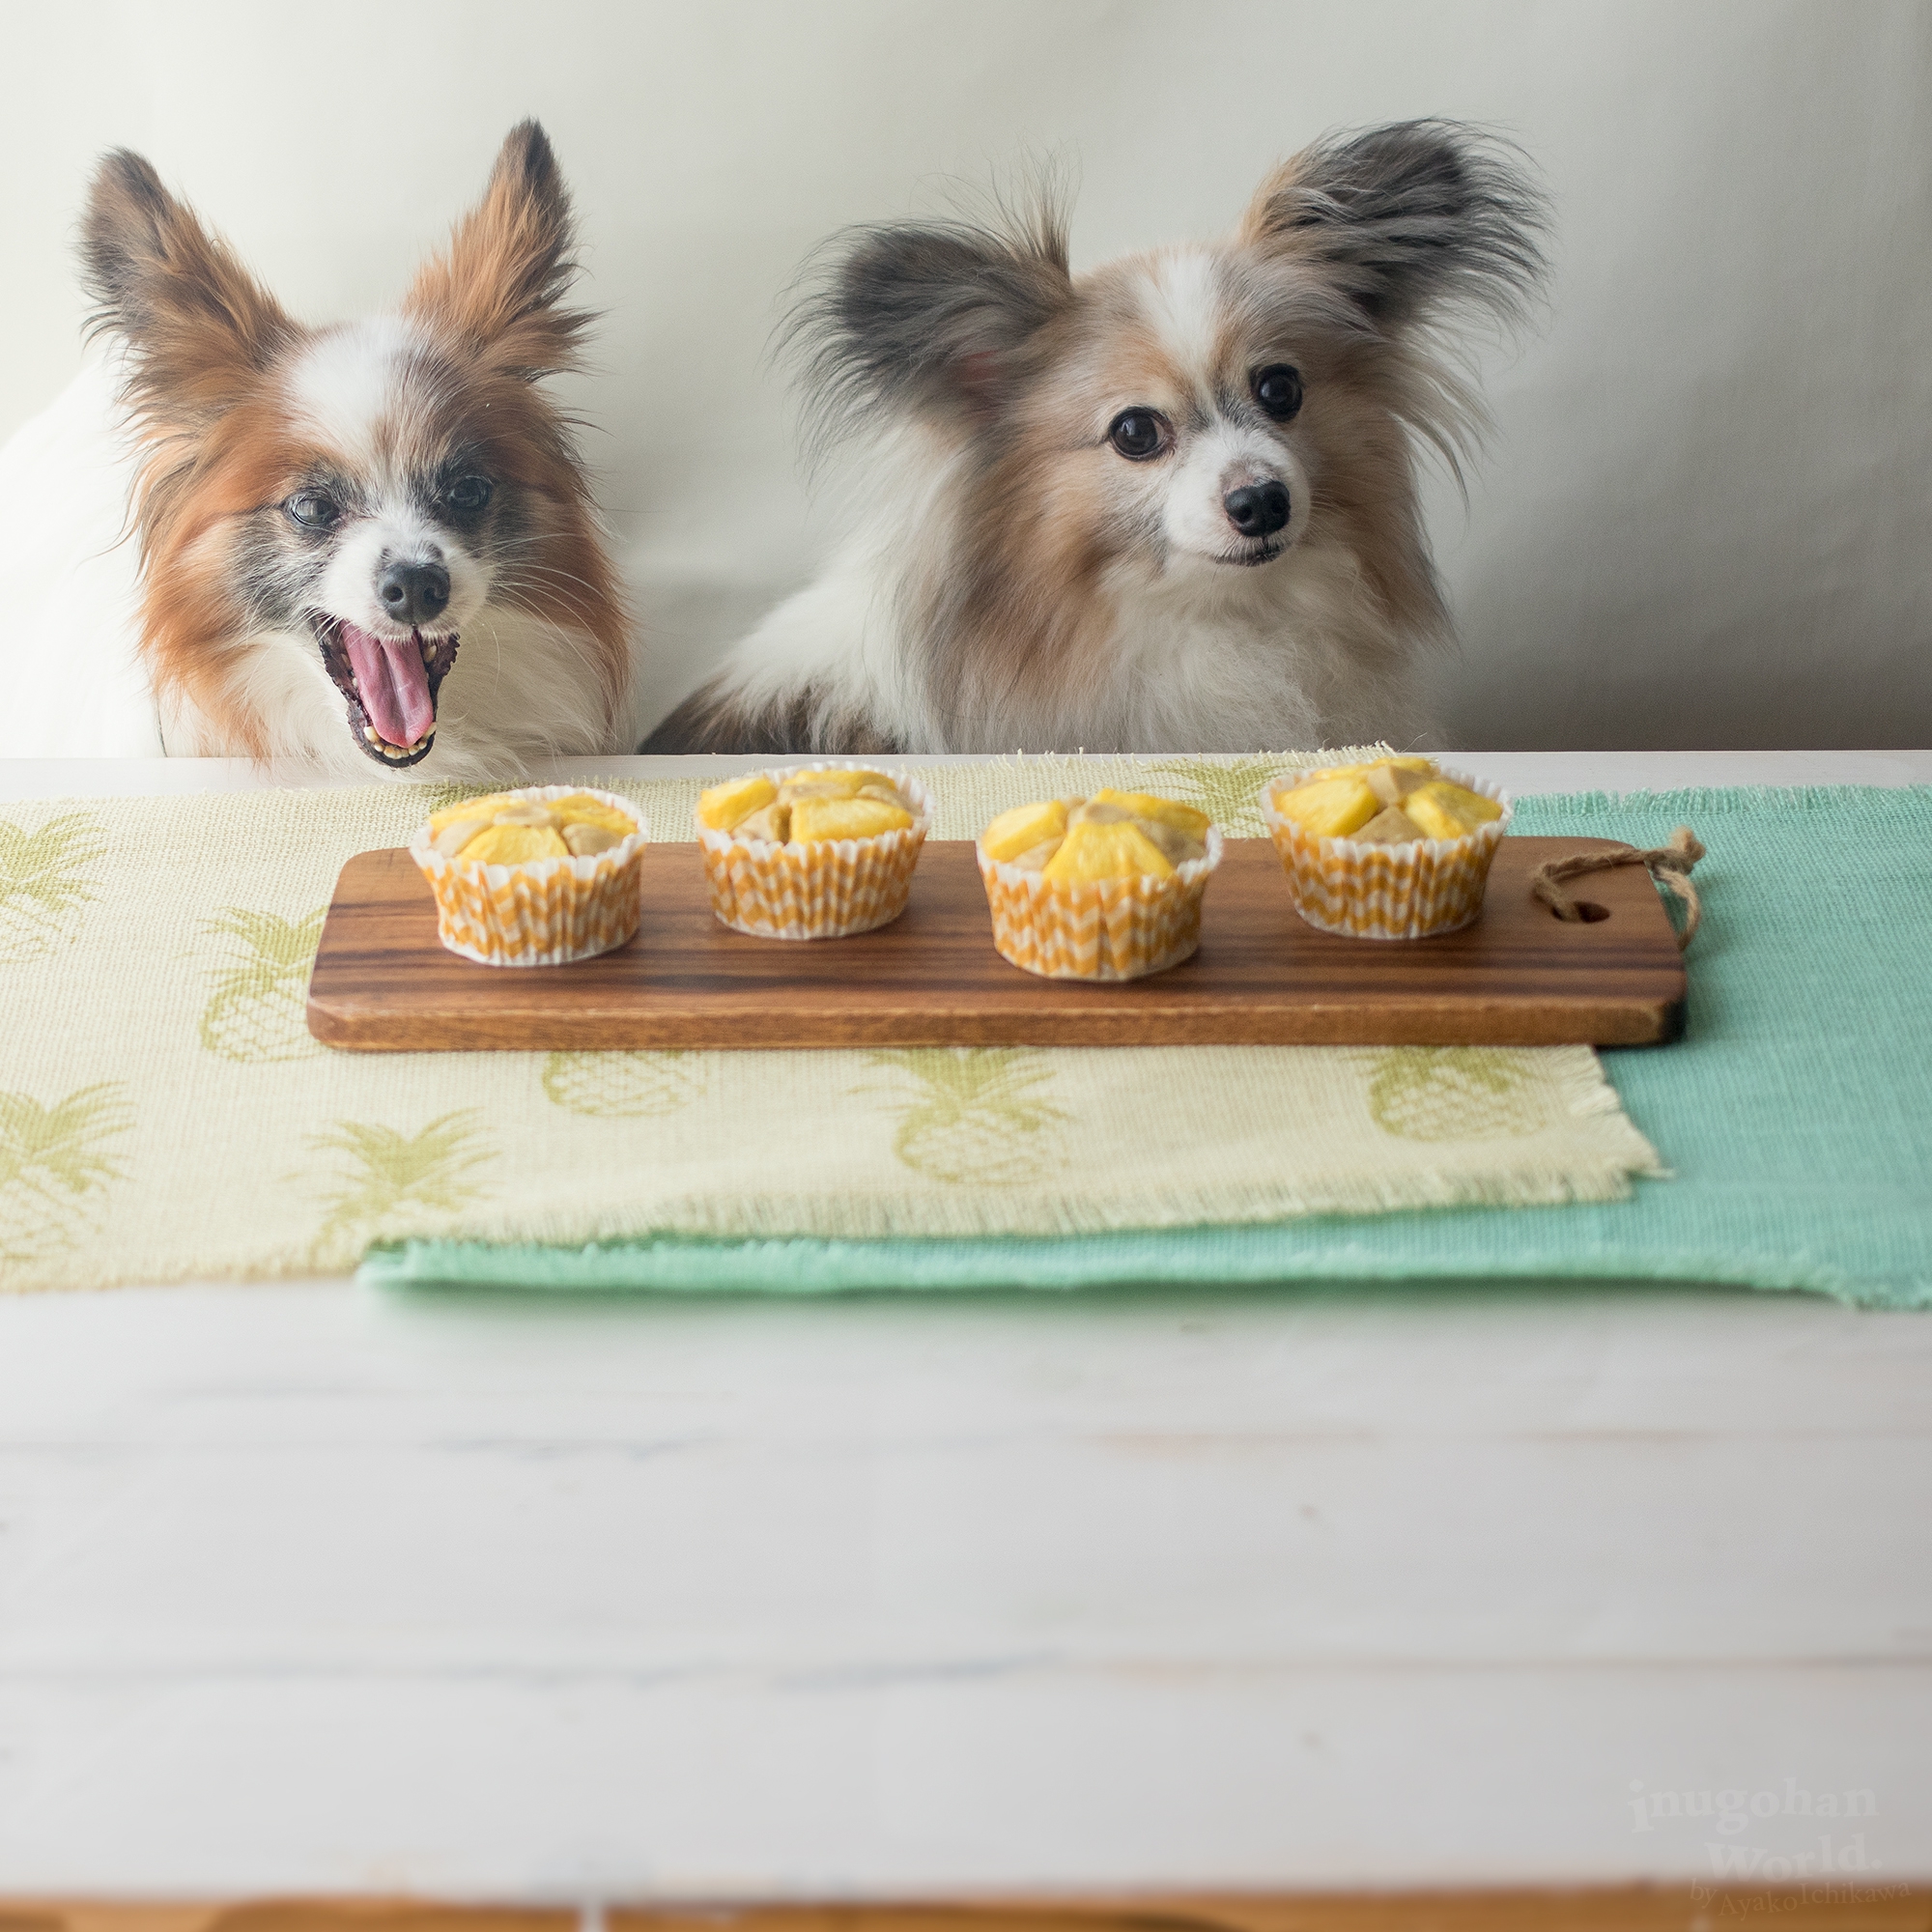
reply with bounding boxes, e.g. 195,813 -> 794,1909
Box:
372,784 -> 1932,1311
0,753 -> 1662,1292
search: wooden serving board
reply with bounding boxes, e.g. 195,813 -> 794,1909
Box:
305,838 -> 1686,1051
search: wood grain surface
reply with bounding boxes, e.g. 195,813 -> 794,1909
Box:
6,1890 -> 1928,1932
304,838 -> 1688,1053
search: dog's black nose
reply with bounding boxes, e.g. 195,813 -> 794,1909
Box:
1224,481 -> 1291,539
378,560 -> 451,627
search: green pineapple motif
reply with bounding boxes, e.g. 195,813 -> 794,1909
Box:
1141,756 -> 1290,836
542,1050 -> 708,1118
199,907 -> 327,1062
862,1048 -> 1071,1185
306,1110 -> 496,1261
0,811 -> 107,964
1367,1048 -> 1552,1142
0,1083 -> 131,1267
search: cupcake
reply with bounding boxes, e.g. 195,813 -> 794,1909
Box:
696,763 -> 933,939
409,784 -> 649,965
976,787 -> 1223,981
1261,757 -> 1510,940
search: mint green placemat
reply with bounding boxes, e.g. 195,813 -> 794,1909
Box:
367,785 -> 1932,1311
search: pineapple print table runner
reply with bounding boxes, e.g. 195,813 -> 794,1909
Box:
0,755 -> 1666,1293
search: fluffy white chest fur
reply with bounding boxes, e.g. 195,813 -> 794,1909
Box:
714,502 -> 1430,755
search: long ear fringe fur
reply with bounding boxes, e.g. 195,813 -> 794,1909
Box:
777,161 -> 1078,473
404,120 -> 598,382
1253,118 -> 1552,339
78,148 -> 298,432
1263,121 -> 1553,497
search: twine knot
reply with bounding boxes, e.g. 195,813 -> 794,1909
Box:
1529,825 -> 1706,951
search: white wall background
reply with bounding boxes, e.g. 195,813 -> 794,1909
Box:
2,0 -> 1926,750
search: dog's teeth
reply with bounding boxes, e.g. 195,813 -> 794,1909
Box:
359,722 -> 432,761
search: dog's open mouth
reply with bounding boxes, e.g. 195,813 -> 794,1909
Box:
1218,542 -> 1286,569
314,618 -> 460,768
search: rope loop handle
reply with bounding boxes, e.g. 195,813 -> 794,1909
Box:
1528,826 -> 1706,951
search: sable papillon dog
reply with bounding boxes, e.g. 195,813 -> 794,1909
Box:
643,120 -> 1546,756
81,122 -> 633,779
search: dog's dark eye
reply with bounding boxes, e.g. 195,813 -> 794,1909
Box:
1253,365 -> 1304,421
445,475 -> 493,513
285,491 -> 339,530
1107,410 -> 1169,461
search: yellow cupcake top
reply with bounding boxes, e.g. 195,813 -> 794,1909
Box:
428,790 -> 639,864
980,789 -> 1212,881
697,768 -> 918,845
1271,759 -> 1502,845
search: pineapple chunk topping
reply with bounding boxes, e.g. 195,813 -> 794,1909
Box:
701,769 -> 921,846
791,795 -> 915,843
1300,755 -> 1435,787
1274,760 -> 1500,845
460,824 -> 571,866
1044,819 -> 1176,882
1404,780 -> 1503,840
1271,776 -> 1380,839
430,815 -> 497,860
428,793 -> 518,834
1089,788 -> 1211,838
776,768 -> 891,799
550,794 -> 639,838
980,790 -> 1209,879
697,774 -> 778,831
733,802 -> 791,844
431,791 -> 639,864
981,799 -> 1070,863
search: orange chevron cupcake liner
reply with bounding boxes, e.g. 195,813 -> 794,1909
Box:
1260,766 -> 1512,940
409,784 -> 649,966
977,823 -> 1225,981
698,766 -> 934,940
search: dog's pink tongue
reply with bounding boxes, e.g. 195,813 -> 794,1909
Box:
342,623 -> 434,747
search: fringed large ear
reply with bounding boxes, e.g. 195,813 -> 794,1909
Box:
785,185 -> 1075,454
404,120 -> 590,379
1239,120 -> 1548,333
80,150 -> 298,427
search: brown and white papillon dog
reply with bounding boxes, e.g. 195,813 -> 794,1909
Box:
643,120 -> 1546,756
81,122 -> 633,780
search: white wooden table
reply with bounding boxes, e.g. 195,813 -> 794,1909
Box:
2,752 -> 1929,1914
